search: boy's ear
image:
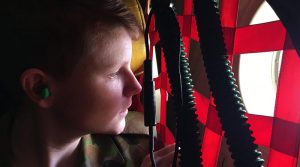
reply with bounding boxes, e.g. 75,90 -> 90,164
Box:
20,68 -> 54,108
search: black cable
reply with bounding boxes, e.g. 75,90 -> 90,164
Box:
144,9 -> 153,60
149,126 -> 156,167
143,8 -> 156,167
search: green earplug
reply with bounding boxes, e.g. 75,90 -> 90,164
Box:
41,88 -> 50,99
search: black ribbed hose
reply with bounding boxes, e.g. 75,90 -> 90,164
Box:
153,2 -> 203,166
193,0 -> 264,166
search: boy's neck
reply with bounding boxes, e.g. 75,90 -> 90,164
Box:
12,109 -> 83,167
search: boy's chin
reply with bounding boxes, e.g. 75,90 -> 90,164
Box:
91,119 -> 126,135
115,121 -> 126,134
107,120 -> 126,135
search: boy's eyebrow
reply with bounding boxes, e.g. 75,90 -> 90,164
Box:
93,53 -> 130,71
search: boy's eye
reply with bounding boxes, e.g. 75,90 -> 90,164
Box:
108,70 -> 120,79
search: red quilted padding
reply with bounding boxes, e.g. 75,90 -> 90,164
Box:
142,0 -> 300,166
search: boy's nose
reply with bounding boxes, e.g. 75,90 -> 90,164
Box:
124,70 -> 142,97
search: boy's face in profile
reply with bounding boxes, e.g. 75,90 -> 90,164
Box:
52,26 -> 142,135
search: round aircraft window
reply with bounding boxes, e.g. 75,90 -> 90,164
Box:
239,1 -> 282,117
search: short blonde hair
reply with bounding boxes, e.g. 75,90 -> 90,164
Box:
1,0 -> 141,109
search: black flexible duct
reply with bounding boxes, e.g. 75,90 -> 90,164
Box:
266,0 -> 300,57
151,1 -> 203,166
176,38 -> 203,167
193,0 -> 264,166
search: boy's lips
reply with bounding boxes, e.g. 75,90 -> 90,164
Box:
119,100 -> 131,116
126,100 -> 132,109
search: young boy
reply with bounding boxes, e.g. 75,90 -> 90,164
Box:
0,0 -> 175,166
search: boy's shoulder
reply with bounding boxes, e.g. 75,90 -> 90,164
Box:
0,111 -> 149,167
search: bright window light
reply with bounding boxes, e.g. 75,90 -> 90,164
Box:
239,1 -> 282,117
250,1 -> 279,25
239,51 -> 282,117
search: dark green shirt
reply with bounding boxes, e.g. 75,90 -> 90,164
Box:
0,111 -> 149,167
